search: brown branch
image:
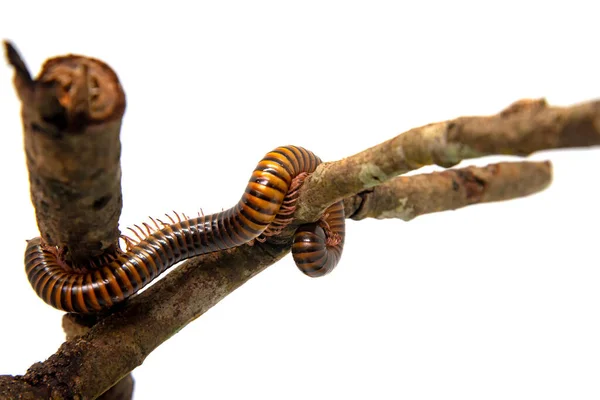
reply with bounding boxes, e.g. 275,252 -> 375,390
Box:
294,98 -> 600,222
62,319 -> 135,400
3,42 -> 132,399
5,40 -> 126,264
1,242 -> 288,400
344,161 -> 552,221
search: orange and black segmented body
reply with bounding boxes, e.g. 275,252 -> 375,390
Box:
24,145 -> 345,313
292,200 -> 345,277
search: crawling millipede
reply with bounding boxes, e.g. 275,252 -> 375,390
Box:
24,145 -> 345,313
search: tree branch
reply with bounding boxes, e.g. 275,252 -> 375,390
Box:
293,98 -> 599,222
3,41 -> 132,399
4,40 -> 126,263
2,242 -> 289,400
344,161 -> 552,221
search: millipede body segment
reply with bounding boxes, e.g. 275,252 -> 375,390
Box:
25,145 -> 345,313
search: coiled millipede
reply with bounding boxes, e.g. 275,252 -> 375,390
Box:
24,145 -> 345,313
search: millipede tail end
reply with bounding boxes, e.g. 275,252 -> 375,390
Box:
291,200 -> 345,277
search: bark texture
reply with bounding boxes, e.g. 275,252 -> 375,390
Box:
293,98 -> 600,222
344,161 -> 552,221
3,41 -> 131,400
5,41 -> 126,264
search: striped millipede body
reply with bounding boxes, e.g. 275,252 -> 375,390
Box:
25,145 -> 345,313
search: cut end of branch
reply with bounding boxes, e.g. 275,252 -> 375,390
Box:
11,42 -> 126,261
39,54 -> 126,127
6,40 -> 126,133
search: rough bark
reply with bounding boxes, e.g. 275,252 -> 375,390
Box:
5,242 -> 288,400
5,40 -> 125,264
293,98 -> 600,222
3,41 -> 132,399
62,318 -> 135,400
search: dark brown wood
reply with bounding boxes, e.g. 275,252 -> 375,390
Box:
3,41 -> 131,400
5,40 -> 126,264
0,241 -> 289,400
62,315 -> 135,400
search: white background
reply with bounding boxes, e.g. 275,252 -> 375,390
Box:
0,1 -> 599,399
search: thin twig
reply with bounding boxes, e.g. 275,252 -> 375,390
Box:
293,98 -> 600,222
344,161 -> 552,221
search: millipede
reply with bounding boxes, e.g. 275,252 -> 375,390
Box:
24,145 -> 345,313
